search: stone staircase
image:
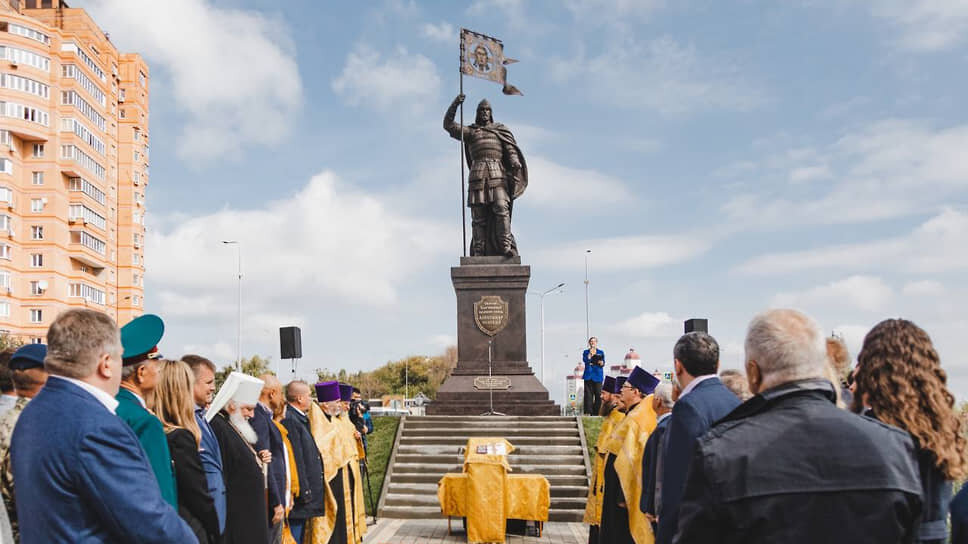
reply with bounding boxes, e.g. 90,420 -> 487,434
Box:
378,415 -> 591,522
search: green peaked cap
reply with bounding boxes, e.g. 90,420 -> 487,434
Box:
120,313 -> 164,365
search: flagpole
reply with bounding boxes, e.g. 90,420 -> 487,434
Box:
459,39 -> 467,257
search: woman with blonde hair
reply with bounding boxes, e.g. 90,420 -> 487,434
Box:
154,359 -> 220,544
852,319 -> 967,544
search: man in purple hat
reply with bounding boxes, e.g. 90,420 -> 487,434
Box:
313,380 -> 356,543
600,366 -> 660,544
281,380 -> 325,543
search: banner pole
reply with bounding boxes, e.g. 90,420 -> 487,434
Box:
459,62 -> 467,257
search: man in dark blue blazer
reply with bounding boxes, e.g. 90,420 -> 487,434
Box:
183,354 -> 227,538
11,309 -> 195,543
655,331 -> 740,544
640,382 -> 675,530
254,373 -> 287,543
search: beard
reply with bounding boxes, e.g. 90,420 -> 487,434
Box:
229,411 -> 259,445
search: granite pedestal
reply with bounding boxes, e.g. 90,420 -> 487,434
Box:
427,256 -> 561,416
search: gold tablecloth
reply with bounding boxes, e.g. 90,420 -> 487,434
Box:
438,473 -> 551,522
435,438 -> 551,543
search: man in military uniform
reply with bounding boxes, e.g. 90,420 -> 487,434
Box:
0,343 -> 49,540
444,94 -> 528,257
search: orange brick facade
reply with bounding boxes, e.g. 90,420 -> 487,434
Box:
0,0 -> 148,341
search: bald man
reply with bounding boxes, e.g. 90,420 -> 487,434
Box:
253,374 -> 287,543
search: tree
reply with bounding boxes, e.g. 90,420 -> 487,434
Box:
214,355 -> 273,390
0,333 -> 24,352
312,346 -> 458,400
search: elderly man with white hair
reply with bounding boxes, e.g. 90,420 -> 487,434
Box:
673,309 -> 923,544
207,372 -> 270,544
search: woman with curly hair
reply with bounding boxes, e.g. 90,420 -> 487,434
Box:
852,318 -> 967,544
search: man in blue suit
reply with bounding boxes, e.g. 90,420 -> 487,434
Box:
655,331 -> 740,544
254,373 -> 287,544
640,382 -> 675,530
11,309 -> 195,543
183,354 -> 227,538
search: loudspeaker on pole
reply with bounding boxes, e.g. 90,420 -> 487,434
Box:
280,326 -> 302,360
684,318 -> 708,334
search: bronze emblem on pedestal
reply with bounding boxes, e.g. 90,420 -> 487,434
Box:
474,295 -> 509,336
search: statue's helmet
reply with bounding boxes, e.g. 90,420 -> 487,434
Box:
476,99 -> 493,124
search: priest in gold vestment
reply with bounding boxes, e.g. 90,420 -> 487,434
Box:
600,367 -> 659,544
303,382 -> 366,544
584,376 -> 625,542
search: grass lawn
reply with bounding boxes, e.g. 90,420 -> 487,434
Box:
363,416 -> 400,515
582,416 -> 602,466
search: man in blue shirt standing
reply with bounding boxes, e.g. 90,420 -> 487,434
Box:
183,354 -> 227,541
582,337 -> 605,415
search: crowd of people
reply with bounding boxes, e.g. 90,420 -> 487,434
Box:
0,309 -> 373,544
583,308 -> 968,544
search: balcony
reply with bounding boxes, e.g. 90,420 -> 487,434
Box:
69,230 -> 106,269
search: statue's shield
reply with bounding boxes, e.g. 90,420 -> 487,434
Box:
474,295 -> 509,336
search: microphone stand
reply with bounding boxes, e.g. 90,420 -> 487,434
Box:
481,339 -> 505,416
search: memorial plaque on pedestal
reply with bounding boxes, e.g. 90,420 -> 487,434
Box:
427,256 -> 561,416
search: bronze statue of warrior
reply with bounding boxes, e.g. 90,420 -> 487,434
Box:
444,94 -> 528,257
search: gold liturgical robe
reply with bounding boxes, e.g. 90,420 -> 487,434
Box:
583,409 -> 625,526
304,404 -> 366,544
609,397 -> 657,544
337,413 -> 367,540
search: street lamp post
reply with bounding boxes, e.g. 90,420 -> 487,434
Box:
584,250 -> 591,340
222,240 -> 242,370
404,358 -> 409,411
537,282 -> 565,386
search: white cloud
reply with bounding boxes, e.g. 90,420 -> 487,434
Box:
428,334 -> 456,348
772,275 -> 894,313
534,234 -> 710,272
865,0 -> 968,51
332,45 -> 440,111
84,0 -> 303,160
902,279 -> 946,296
736,208 -> 968,276
551,36 -> 767,115
420,22 -> 455,43
147,171 -> 451,308
722,120 -> 968,228
610,311 -> 679,338
525,156 -> 633,209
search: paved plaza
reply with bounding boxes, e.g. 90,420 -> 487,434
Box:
363,518 -> 587,543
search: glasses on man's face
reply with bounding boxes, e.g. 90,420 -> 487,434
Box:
620,384 -> 632,391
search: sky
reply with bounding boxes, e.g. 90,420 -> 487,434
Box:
75,0 -> 968,406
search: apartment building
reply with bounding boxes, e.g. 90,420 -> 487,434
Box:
0,0 -> 148,342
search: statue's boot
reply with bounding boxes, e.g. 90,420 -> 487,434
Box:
470,205 -> 487,256
493,200 -> 515,257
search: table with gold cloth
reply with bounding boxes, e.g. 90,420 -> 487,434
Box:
437,438 -> 551,543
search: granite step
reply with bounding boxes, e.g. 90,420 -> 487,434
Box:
389,472 -> 589,486
378,505 -> 585,522
399,436 -> 581,446
387,482 -> 589,498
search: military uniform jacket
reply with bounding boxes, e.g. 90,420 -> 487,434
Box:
0,396 -> 28,539
115,388 -> 178,507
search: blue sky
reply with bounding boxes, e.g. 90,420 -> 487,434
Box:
79,0 -> 968,405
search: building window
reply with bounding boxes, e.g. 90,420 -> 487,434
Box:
0,130 -> 9,147
69,282 -> 105,305
69,204 -> 106,230
68,177 -> 106,205
0,187 -> 11,203
0,271 -> 9,289
6,23 -> 50,45
0,73 -> 50,99
0,244 -> 9,259
119,109 -> 126,119
31,144 -> 43,158
72,230 -> 105,255
0,302 -> 8,318
131,294 -> 140,306
0,101 -> 50,127
61,65 -> 106,107
133,150 -> 139,162
30,199 -> 42,213
0,159 -> 11,175
0,45 -> 50,72
29,309 -> 41,323
31,172 -> 43,185
60,145 -> 105,180
30,226 -> 43,240
60,91 -> 105,131
30,253 -> 42,267
60,43 -> 104,81
29,281 -> 42,295
139,71 -> 147,87
60,118 -> 105,155
0,215 -> 10,232
30,338 -> 42,344
132,253 -> 140,265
